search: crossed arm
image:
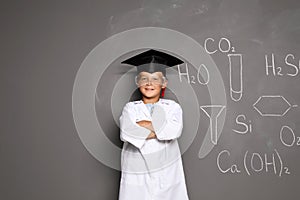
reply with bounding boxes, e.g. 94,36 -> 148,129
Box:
136,120 -> 157,139
120,102 -> 183,148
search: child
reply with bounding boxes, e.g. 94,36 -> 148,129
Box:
118,49 -> 189,200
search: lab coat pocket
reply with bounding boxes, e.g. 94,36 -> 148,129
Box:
122,147 -> 148,175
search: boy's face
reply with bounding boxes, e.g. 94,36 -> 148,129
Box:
136,71 -> 167,99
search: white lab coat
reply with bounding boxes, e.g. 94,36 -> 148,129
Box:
118,98 -> 189,200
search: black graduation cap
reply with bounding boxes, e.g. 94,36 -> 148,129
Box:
121,49 -> 184,76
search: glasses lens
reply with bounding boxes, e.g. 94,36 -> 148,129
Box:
137,75 -> 163,86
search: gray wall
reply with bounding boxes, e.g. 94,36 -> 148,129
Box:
1,0 -> 300,200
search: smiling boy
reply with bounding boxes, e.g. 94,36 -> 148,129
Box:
118,49 -> 189,200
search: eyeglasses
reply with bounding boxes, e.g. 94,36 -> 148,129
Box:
135,75 -> 166,86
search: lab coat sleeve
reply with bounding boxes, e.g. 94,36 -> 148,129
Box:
119,103 -> 151,149
151,102 -> 183,140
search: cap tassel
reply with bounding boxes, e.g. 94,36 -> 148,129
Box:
161,88 -> 166,98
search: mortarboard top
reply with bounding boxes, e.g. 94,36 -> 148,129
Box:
121,49 -> 184,76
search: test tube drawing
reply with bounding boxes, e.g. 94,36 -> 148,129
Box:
228,54 -> 243,102
200,105 -> 226,145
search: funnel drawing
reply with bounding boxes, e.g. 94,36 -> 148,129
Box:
200,105 -> 226,145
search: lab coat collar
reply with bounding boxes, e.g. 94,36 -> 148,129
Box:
139,98 -> 162,105
135,98 -> 163,119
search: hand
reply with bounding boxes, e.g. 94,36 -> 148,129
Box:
137,120 -> 155,133
136,120 -> 152,128
146,131 -> 157,139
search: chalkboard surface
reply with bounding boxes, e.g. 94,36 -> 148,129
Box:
1,0 -> 300,200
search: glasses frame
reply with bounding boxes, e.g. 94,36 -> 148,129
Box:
135,74 -> 167,86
